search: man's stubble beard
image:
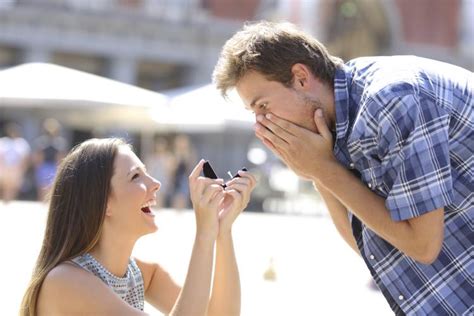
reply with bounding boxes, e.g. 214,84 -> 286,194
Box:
300,93 -> 324,134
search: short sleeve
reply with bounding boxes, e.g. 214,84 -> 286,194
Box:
377,93 -> 453,221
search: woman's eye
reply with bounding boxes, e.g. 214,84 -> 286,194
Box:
131,173 -> 140,180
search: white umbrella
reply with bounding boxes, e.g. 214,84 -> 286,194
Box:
0,63 -> 170,131
159,83 -> 255,132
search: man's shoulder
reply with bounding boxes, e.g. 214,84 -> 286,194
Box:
347,56 -> 422,104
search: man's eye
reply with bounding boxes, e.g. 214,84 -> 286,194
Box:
260,103 -> 268,109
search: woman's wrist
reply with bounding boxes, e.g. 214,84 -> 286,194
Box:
195,230 -> 218,245
217,229 -> 233,241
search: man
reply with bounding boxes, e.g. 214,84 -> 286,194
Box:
213,21 -> 473,315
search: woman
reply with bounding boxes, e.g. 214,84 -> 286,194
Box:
20,138 -> 256,315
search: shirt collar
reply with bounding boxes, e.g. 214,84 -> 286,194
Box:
332,64 -> 354,167
333,64 -> 353,142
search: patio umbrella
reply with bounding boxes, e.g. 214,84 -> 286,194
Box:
160,83 -> 255,132
0,63 -> 170,132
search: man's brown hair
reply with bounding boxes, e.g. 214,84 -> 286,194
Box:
213,21 -> 343,97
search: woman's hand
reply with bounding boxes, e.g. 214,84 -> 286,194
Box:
218,170 -> 257,236
188,160 -> 225,240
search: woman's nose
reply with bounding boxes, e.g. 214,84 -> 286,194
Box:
150,176 -> 161,192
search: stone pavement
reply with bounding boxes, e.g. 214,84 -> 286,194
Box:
0,201 -> 391,315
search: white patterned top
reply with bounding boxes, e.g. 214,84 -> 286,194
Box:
70,253 -> 145,311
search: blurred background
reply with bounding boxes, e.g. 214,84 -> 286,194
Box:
0,1 -> 472,315
0,0 -> 472,213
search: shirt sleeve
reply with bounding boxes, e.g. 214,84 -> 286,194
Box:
377,92 -> 453,221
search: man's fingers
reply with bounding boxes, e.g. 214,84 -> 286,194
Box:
314,109 -> 332,140
255,123 -> 288,149
257,114 -> 295,142
259,135 -> 284,158
261,113 -> 307,136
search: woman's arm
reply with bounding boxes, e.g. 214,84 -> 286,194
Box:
169,233 -> 216,316
208,233 -> 240,316
137,235 -> 217,316
141,163 -> 255,316
142,160 -> 223,315
208,170 -> 256,316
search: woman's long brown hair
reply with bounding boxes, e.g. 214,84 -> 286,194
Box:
19,138 -> 127,316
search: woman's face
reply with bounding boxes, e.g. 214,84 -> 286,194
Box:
105,145 -> 161,238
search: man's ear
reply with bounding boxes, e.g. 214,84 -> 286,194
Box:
290,63 -> 312,91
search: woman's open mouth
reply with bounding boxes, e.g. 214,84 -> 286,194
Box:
141,200 -> 156,216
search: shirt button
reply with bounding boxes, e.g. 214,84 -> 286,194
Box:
369,255 -> 375,260
398,295 -> 404,301
349,163 -> 355,169
368,183 -> 372,189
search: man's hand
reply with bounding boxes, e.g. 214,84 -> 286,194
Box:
254,109 -> 337,180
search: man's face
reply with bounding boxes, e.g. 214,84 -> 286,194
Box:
236,70 -> 322,133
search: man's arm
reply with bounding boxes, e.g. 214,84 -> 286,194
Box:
317,161 -> 444,264
313,181 -> 359,254
255,111 -> 444,264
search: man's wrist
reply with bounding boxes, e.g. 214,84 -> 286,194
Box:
310,159 -> 342,184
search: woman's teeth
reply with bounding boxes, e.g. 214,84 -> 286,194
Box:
141,200 -> 156,213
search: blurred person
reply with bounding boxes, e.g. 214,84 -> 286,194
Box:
145,137 -> 174,208
20,137 -> 256,316
32,118 -> 68,202
170,134 -> 197,210
0,122 -> 31,203
213,21 -> 473,315
321,0 -> 390,60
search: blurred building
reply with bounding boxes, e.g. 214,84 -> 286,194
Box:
0,0 -> 472,211
0,0 -> 272,155
0,0 -> 280,88
281,0 -> 473,69
1,0 -> 471,99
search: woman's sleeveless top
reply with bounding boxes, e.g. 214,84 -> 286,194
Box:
70,253 -> 145,311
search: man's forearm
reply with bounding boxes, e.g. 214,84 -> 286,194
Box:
315,161 -> 443,264
313,181 -> 359,254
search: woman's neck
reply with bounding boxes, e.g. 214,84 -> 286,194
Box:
89,230 -> 137,277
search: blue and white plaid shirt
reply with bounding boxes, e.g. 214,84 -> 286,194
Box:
333,56 -> 473,315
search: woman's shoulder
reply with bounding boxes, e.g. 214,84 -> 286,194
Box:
38,262 -> 100,307
43,261 -> 94,288
37,262 -> 146,315
37,262 -> 91,313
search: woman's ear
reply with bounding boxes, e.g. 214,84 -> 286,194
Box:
105,200 -> 113,217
